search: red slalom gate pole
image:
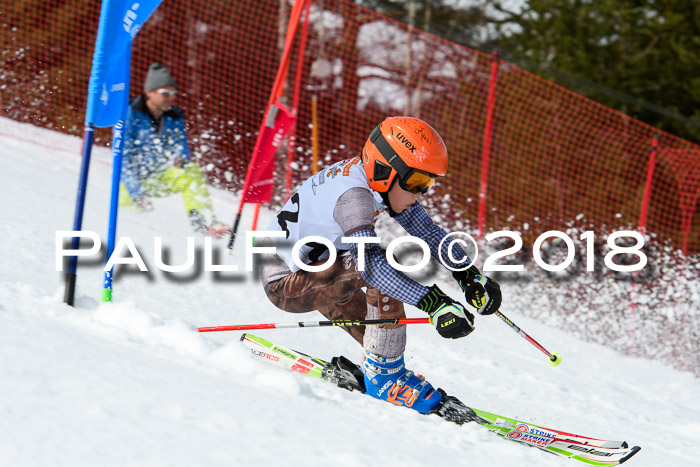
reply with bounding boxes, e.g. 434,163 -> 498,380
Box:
477,51 -> 499,241
495,311 -> 562,366
198,317 -> 430,333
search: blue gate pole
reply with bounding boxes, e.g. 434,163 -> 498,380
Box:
102,116 -> 127,302
64,122 -> 96,306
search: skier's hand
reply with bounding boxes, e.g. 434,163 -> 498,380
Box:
134,195 -> 154,212
418,285 -> 475,339
453,266 -> 501,315
430,302 -> 475,339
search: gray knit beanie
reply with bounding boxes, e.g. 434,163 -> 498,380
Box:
144,62 -> 176,92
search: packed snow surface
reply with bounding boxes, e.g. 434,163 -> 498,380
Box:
1,118 -> 698,466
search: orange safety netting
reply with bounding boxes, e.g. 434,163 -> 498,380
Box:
2,0 -> 699,375
2,0 -> 699,254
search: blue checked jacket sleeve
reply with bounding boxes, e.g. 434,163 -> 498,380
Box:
346,229 -> 429,307
394,202 -> 472,270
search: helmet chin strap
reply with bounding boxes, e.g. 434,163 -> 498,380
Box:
379,178 -> 400,217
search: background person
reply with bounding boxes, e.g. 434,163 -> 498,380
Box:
120,62 -> 229,237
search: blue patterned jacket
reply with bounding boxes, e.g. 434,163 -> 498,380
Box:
121,96 -> 191,199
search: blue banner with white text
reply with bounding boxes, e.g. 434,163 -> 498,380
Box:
85,0 -> 163,127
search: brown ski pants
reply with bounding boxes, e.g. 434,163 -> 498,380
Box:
263,254 -> 406,346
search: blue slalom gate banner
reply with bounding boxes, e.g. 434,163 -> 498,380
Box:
65,0 -> 163,306
86,0 -> 164,127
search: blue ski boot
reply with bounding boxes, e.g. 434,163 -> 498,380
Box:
363,351 -> 442,414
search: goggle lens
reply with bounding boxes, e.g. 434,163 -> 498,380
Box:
400,170 -> 436,194
158,89 -> 177,97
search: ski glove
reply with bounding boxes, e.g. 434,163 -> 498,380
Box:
418,285 -> 475,339
453,266 -> 501,316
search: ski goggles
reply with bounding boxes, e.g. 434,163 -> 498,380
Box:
157,89 -> 177,97
369,124 -> 438,194
398,169 -> 436,194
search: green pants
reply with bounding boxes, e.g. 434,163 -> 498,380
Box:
120,163 -> 215,219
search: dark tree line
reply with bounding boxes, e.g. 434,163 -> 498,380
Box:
360,0 -> 700,145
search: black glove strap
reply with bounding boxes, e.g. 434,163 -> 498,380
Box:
417,284 -> 453,314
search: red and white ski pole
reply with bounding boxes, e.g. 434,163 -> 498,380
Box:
197,317 -> 430,333
199,312 -> 561,366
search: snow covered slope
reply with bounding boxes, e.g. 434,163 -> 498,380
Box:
0,118 -> 698,467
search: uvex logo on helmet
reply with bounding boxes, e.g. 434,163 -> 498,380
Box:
396,133 -> 416,152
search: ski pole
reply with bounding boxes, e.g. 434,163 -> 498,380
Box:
495,311 -> 562,366
199,313 -> 562,366
198,317 -> 430,333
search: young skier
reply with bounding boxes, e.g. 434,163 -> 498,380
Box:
259,116 -> 501,414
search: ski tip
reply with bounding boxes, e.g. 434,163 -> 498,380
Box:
619,445 -> 641,464
549,352 -> 562,367
239,333 -> 247,341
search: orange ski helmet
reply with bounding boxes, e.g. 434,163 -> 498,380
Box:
362,116 -> 448,193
